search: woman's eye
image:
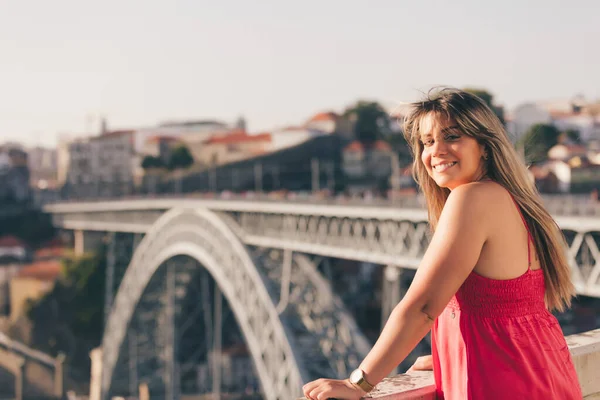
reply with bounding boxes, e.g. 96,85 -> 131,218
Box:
446,134 -> 460,141
422,139 -> 433,146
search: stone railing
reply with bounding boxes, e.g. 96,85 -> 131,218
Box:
298,328 -> 600,399
0,332 -> 65,400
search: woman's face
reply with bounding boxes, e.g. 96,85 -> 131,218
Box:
420,113 -> 486,190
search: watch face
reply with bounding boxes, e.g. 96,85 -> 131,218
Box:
349,369 -> 362,383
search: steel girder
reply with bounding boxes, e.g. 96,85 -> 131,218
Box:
252,248 -> 371,379
101,207 -> 370,400
48,202 -> 600,298
101,208 -> 306,399
219,211 -> 600,298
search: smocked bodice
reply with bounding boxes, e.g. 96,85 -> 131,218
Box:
447,269 -> 546,317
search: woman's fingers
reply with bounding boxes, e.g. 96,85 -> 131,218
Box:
303,378 -> 363,400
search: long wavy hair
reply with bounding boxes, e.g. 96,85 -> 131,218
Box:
402,87 -> 574,312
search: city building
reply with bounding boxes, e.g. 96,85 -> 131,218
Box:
197,130 -> 272,167
65,130 -> 135,198
342,140 -> 394,193
0,144 -> 31,206
141,136 -> 181,164
134,119 -> 232,154
551,109 -> 600,143
56,134 -> 72,187
28,146 -> 58,190
135,135 -> 184,185
548,143 -> 590,161
507,103 -> 552,141
268,126 -> 325,152
9,259 -> 61,321
509,96 -> 600,143
0,236 -> 28,265
542,160 -> 600,193
530,143 -> 600,193
0,235 -> 28,317
305,112 -> 339,133
305,111 -> 354,140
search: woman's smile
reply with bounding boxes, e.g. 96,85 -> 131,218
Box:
433,161 -> 457,173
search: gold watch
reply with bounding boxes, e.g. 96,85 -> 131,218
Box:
349,368 -> 375,392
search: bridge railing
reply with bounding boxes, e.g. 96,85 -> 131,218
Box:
0,332 -> 65,399
44,191 -> 600,216
297,328 -> 600,399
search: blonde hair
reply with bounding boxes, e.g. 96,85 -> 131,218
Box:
402,88 -> 575,312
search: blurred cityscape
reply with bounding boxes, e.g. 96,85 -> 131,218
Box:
5,91 -> 600,203
1,87 -> 600,398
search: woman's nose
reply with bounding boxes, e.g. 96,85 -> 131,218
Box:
431,139 -> 448,156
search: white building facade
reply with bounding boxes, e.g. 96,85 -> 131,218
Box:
66,131 -> 135,198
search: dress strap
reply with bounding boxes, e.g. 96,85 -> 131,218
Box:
509,194 -> 532,269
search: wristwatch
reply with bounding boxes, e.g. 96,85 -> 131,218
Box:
349,368 -> 375,392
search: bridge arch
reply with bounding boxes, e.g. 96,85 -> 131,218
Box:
101,208 -> 308,400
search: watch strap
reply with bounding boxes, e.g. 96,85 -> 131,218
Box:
355,377 -> 374,392
350,369 -> 375,392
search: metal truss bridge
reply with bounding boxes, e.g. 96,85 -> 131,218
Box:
44,197 -> 600,399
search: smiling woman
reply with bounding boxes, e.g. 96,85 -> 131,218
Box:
419,115 -> 487,190
302,88 -> 582,400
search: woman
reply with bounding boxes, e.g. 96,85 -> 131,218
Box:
302,88 -> 582,399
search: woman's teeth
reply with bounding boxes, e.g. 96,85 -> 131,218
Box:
434,162 -> 457,172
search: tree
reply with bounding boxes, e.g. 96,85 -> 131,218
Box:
463,87 -> 493,107
141,155 -> 164,170
463,87 -> 505,124
25,250 -> 106,380
518,123 -> 561,164
168,145 -> 194,170
343,101 -> 391,145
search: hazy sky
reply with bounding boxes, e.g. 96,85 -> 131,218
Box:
1,0 -> 598,147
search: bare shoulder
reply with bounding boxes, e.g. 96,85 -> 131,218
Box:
446,181 -> 507,212
440,182 -> 509,237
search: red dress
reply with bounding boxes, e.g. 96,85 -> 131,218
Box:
431,199 -> 582,399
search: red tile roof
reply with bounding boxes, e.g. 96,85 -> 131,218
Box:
16,260 -> 62,282
373,140 -> 392,151
0,235 -> 26,248
204,131 -> 271,145
308,112 -> 339,123
34,246 -> 66,260
279,125 -> 311,132
344,141 -> 364,152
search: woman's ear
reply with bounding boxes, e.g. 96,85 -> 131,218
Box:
480,144 -> 489,160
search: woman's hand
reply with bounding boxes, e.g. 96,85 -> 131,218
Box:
407,355 -> 433,372
302,378 -> 366,400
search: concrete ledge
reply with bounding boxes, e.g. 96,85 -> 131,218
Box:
567,328 -> 600,399
298,328 -> 600,399
361,372 -> 435,399
297,371 -> 434,400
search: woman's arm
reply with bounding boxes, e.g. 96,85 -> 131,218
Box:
303,183 -> 493,399
358,183 -> 491,385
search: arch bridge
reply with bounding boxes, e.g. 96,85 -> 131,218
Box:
44,197 -> 600,399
